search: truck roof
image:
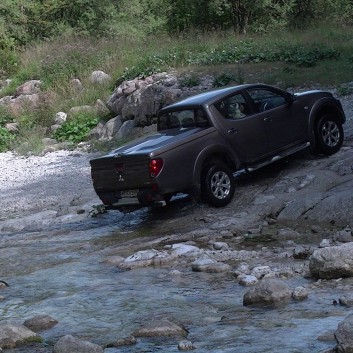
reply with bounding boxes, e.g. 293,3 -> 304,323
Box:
159,83 -> 269,112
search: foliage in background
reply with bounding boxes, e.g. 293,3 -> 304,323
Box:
0,0 -> 353,153
53,113 -> 99,143
0,107 -> 16,152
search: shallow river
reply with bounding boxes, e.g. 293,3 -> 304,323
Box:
0,205 -> 350,353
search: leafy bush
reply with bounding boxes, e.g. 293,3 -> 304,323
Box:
0,127 -> 15,152
53,113 -> 99,143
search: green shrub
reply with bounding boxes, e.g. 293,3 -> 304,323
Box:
53,113 -> 99,143
0,127 -> 15,152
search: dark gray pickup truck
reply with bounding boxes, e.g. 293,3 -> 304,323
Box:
90,83 -> 345,208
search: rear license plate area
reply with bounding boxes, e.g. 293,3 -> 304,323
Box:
120,190 -> 138,198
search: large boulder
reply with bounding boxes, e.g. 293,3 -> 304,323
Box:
309,243 -> 353,279
335,314 -> 353,353
243,279 -> 292,306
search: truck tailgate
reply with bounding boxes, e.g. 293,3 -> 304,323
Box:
90,154 -> 151,191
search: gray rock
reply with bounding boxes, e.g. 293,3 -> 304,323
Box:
53,335 -> 103,353
178,340 -> 195,350
335,314 -> 353,353
251,265 -> 271,279
115,120 -> 135,139
90,70 -> 111,84
14,80 -> 42,97
133,319 -> 188,338
106,335 -> 136,347
292,286 -> 309,300
54,112 -> 67,125
70,78 -> 84,91
191,255 -> 231,273
309,243 -> 353,279
23,315 -> 58,332
243,279 -> 292,306
99,116 -> 122,141
339,295 -> 353,307
0,323 -> 38,349
213,242 -> 229,251
238,275 -> 258,286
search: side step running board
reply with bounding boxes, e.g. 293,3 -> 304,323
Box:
234,141 -> 310,177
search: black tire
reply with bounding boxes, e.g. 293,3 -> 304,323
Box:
314,114 -> 344,155
201,163 -> 235,207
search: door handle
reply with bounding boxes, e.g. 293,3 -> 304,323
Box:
263,116 -> 273,122
227,128 -> 238,134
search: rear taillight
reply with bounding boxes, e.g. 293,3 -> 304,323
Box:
149,158 -> 163,178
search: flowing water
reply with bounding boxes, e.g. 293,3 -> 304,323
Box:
0,207 -> 350,353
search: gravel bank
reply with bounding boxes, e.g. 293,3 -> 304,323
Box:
0,149 -> 101,220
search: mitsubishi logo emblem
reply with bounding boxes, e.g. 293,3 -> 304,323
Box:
117,172 -> 125,182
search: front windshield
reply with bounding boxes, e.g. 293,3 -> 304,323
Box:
158,109 -> 211,131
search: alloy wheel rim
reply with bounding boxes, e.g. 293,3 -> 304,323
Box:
321,121 -> 340,147
210,171 -> 231,199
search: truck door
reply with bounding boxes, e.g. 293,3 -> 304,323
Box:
246,88 -> 308,152
212,93 -> 271,164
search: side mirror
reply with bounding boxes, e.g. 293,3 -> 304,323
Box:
285,92 -> 295,104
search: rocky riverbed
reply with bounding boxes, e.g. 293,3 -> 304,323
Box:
0,95 -> 353,352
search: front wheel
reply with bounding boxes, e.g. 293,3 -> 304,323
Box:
201,163 -> 235,207
314,114 -> 344,155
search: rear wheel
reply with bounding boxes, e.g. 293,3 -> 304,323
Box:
314,114 -> 343,155
201,163 -> 235,207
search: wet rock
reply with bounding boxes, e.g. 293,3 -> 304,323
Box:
23,315 -> 58,332
103,255 -> 124,266
335,313 -> 353,353
238,275 -> 258,286
53,335 -> 103,353
233,263 -> 251,277
191,255 -> 231,273
106,335 -> 137,347
292,286 -> 309,300
251,265 -> 271,279
0,210 -> 58,232
133,319 -> 188,338
178,340 -> 195,350
339,294 -> 353,307
0,323 -> 38,349
119,249 -> 178,269
243,279 -> 292,306
309,243 -> 353,279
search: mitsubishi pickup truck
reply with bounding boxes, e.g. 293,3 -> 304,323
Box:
90,83 -> 345,208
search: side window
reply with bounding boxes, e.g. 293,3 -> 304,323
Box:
215,93 -> 248,120
247,89 -> 287,112
158,109 -> 211,131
